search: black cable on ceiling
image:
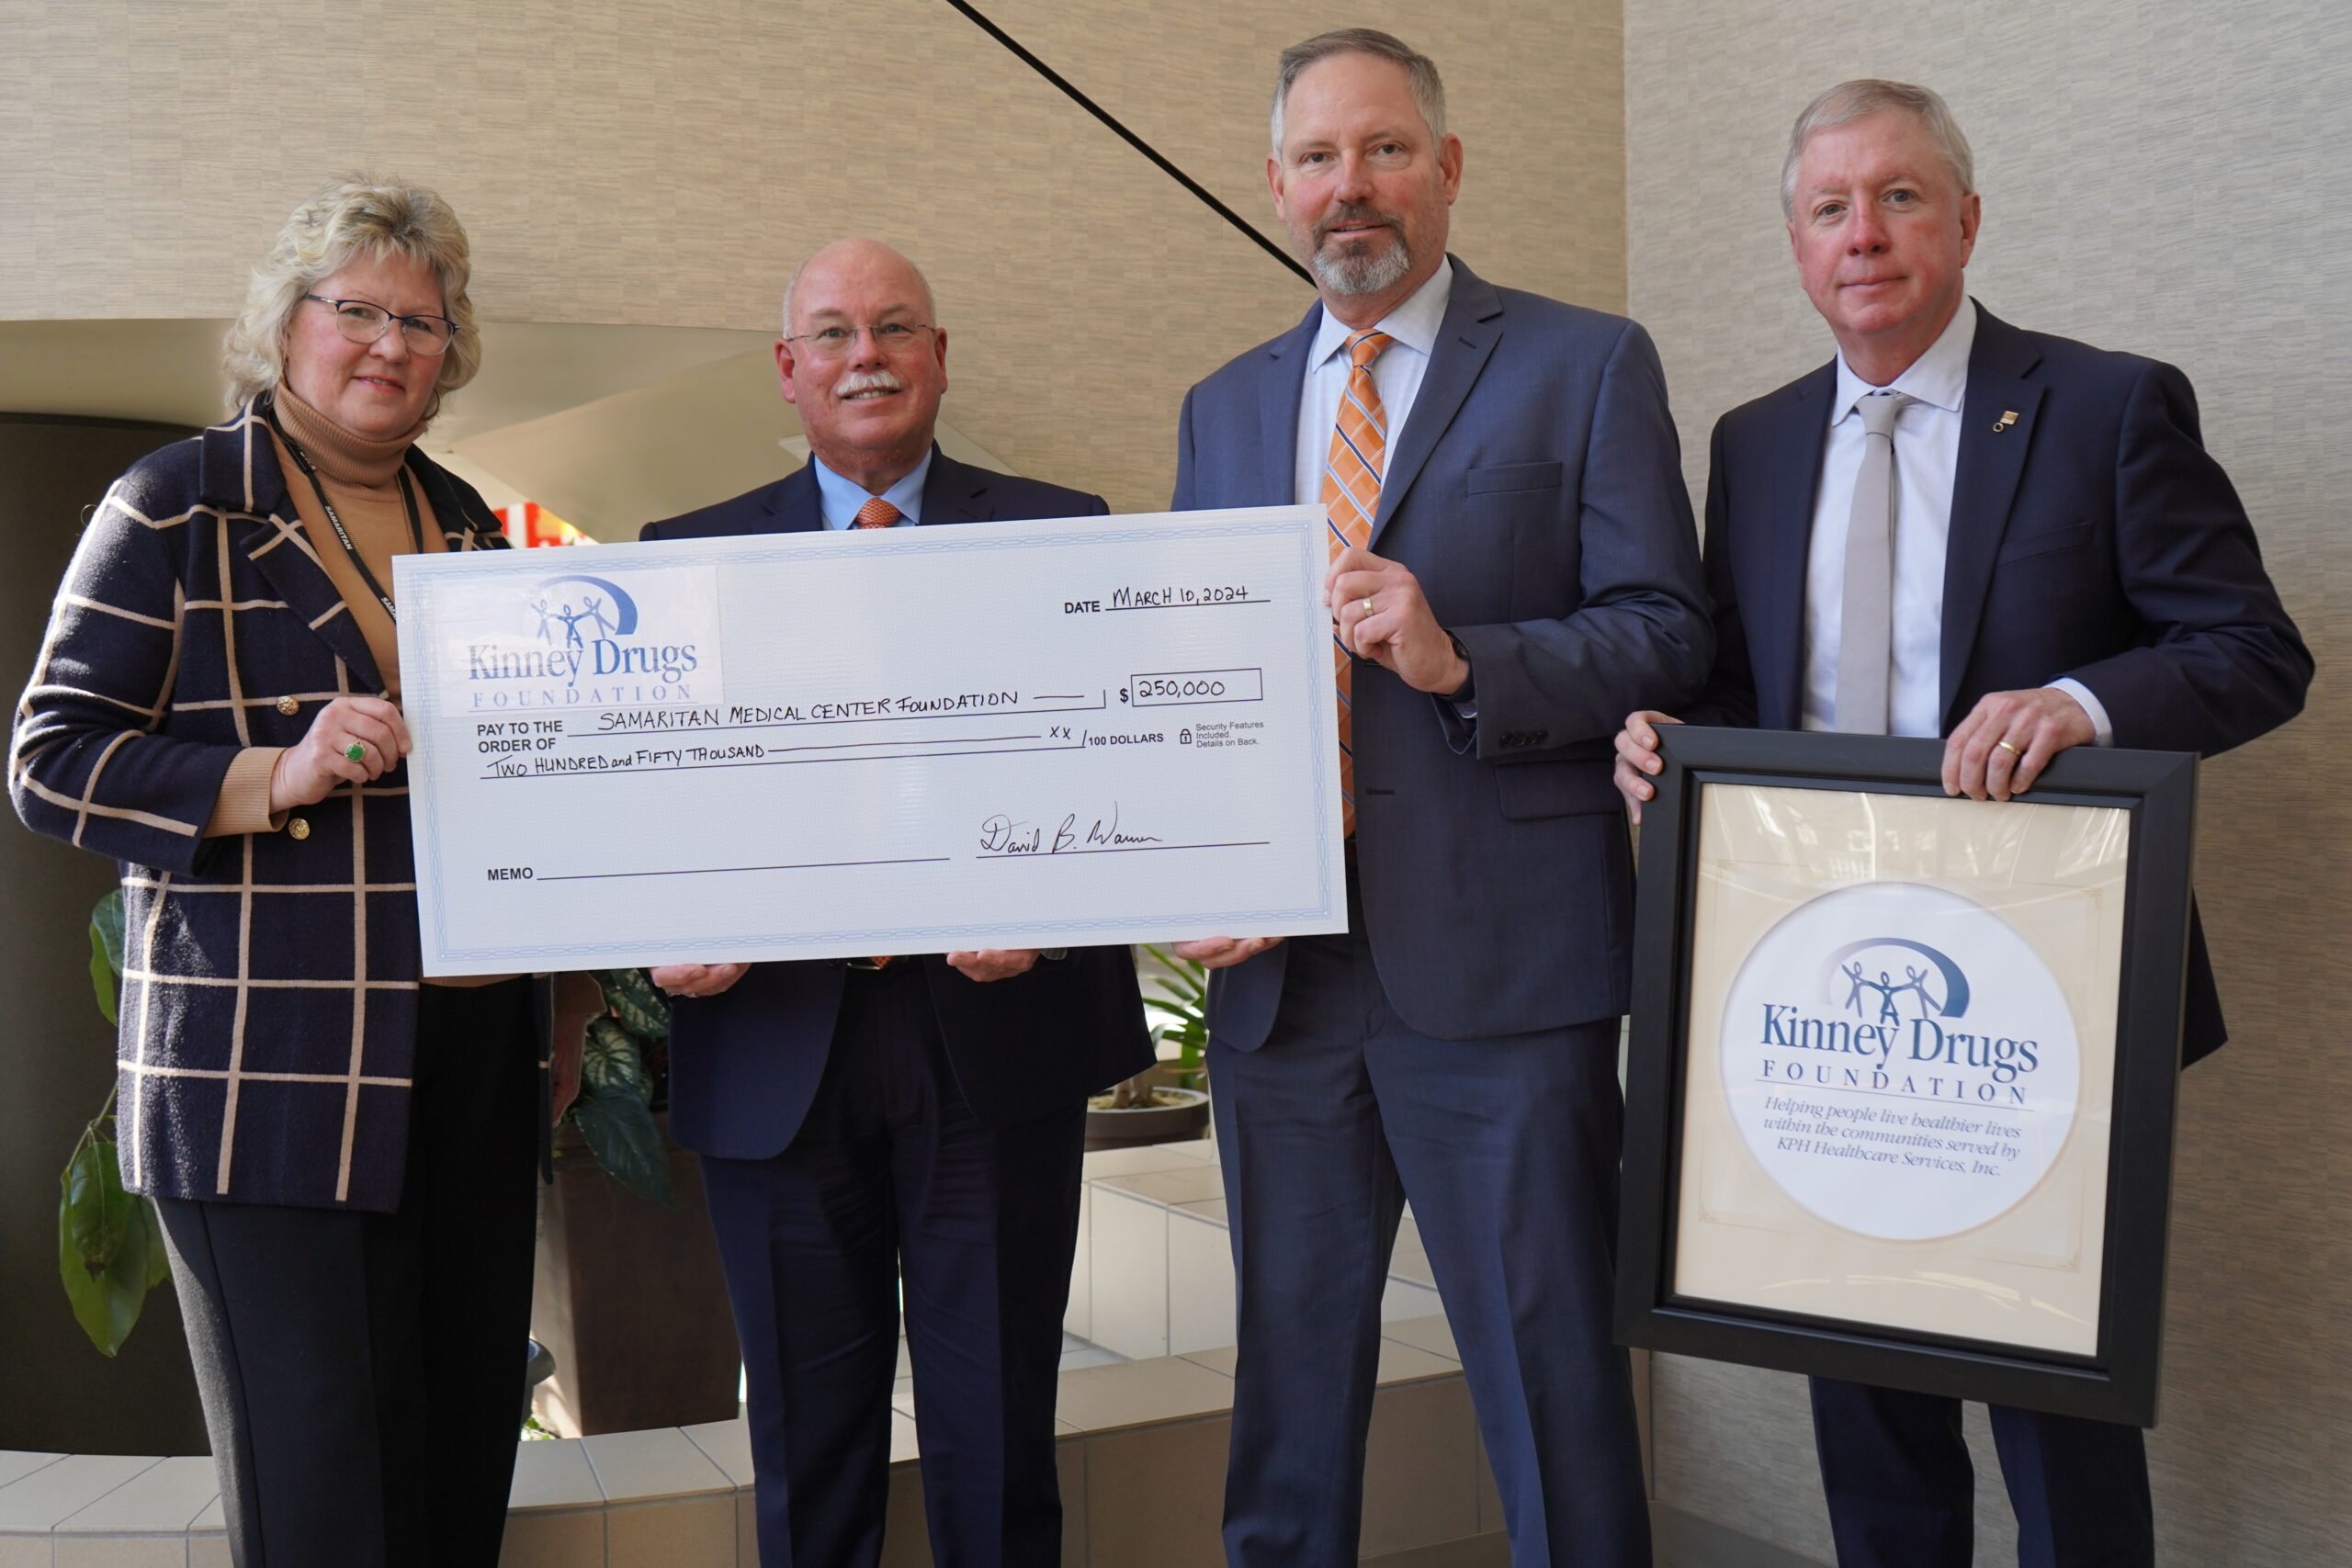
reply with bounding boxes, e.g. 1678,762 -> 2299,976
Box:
938,0 -> 1313,285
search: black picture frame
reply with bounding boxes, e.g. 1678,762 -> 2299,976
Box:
1614,727 -> 2199,1427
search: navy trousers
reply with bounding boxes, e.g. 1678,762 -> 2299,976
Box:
699,963 -> 1085,1568
1810,1378 -> 2154,1567
1210,889 -> 1648,1568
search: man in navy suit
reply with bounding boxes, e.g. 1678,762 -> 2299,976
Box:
641,239 -> 1152,1568
1615,81 -> 2309,1566
1171,30 -> 1712,1566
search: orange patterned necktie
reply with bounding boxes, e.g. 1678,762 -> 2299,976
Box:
854,495 -> 900,964
1321,329 -> 1393,837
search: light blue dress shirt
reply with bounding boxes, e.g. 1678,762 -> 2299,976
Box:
1290,259 -> 1453,512
1288,261 -> 1476,725
811,449 -> 933,529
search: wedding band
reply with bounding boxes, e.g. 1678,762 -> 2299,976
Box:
1995,739 -> 2022,757
1361,596 -> 1375,615
345,740 -> 368,762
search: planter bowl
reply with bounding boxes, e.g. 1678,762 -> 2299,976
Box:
1085,1085 -> 1210,1152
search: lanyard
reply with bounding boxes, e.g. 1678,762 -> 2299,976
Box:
264,396 -> 424,624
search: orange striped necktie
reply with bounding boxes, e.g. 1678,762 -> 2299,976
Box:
1321,329 -> 1393,838
854,491 -> 900,964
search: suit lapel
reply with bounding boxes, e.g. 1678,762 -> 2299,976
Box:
410,449 -> 509,555
920,450 -> 991,525
1370,256 -> 1501,549
240,512 -> 388,693
1260,306 -> 1319,506
766,465 -> 829,535
1938,307 -> 2045,727
1761,364 -> 1837,730
202,405 -> 389,694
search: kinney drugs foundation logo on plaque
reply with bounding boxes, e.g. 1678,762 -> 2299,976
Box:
1717,881 -> 2081,1242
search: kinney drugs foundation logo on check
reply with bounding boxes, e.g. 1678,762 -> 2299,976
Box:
1716,881 -> 2084,1242
452,566 -> 727,710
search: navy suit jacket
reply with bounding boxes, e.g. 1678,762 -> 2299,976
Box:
1694,304 -> 2312,1064
9,404 -> 542,1212
1172,257 -> 1713,1045
641,451 -> 1154,1157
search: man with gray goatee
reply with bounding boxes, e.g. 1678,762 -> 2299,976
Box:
1615,80 -> 2309,1567
1174,28 -> 1712,1568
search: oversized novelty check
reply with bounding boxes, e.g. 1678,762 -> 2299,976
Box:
394,506 -> 1347,975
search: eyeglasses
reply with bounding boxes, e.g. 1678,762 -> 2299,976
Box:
303,294 -> 457,355
782,321 -> 938,360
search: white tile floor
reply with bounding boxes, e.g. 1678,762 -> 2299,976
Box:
1071,1144 -> 1447,1352
0,1134 -> 1533,1568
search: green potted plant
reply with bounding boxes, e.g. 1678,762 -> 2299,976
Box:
531,965 -> 742,1436
564,965 -> 674,1201
1086,945 -> 1213,1151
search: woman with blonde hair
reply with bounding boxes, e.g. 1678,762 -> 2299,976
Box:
12,175 -> 585,1565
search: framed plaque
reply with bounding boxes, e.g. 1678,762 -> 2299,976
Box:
1614,728 -> 2198,1426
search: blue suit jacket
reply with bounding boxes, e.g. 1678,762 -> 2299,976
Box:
1172,258 -> 1713,1045
640,452 -> 1154,1157
1693,304 -> 2312,1064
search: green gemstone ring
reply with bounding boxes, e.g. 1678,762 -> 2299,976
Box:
345,741 -> 368,763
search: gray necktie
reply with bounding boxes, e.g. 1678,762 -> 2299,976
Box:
1833,391 -> 1913,735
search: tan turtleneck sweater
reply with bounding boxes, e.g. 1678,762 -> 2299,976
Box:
272,384 -> 446,699
206,388 -> 446,838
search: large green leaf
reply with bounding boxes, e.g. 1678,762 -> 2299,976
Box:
88,927 -> 119,1026
581,1015 -> 650,1098
92,889 -> 126,973
593,967 -> 669,1041
63,1134 -> 130,1271
89,890 -> 127,1025
59,1137 -> 152,1355
569,1083 -> 673,1203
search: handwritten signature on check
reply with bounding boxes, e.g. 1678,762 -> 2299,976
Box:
979,805 -> 1166,856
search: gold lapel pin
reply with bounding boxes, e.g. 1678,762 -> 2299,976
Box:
1993,410 -> 2019,434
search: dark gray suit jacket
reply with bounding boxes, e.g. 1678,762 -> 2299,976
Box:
1171,257 -> 1712,1044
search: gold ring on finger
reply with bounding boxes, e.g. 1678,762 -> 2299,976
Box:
1361,596 -> 1374,615
1996,739 -> 2023,758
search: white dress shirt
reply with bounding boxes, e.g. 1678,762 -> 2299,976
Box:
811,449 -> 932,529
1801,299 -> 2109,741
1292,259 -> 1453,510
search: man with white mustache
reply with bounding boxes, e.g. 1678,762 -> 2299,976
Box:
638,238 -> 1152,1568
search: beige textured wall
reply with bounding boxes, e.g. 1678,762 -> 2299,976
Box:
0,0 -> 1623,517
1625,3 -> 2352,1562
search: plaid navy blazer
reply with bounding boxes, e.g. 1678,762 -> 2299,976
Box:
11,401 -> 526,1212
